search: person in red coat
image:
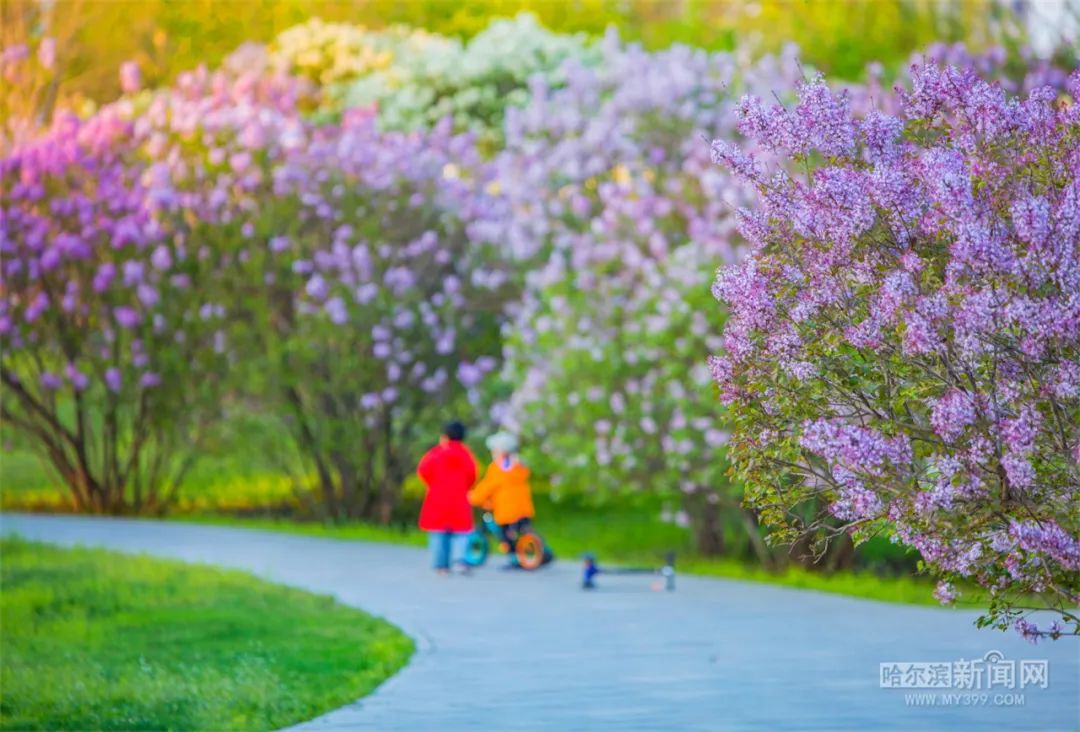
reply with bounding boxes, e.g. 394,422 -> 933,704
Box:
417,420 -> 478,574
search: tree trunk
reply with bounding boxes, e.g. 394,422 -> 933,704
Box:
284,386 -> 339,518
787,530 -> 817,569
824,532 -> 856,572
376,457 -> 406,525
331,449 -> 360,519
685,490 -> 725,556
374,416 -> 401,525
739,507 -> 775,570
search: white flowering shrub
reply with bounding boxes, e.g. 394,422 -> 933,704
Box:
337,14 -> 600,138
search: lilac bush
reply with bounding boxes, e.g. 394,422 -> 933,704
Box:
243,112 -> 512,520
709,65 -> 1080,635
0,109 -> 229,511
2,52 -> 511,519
122,58 -> 512,520
495,36 -> 803,556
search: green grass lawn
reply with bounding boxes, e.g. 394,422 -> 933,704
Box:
0,538 -> 413,731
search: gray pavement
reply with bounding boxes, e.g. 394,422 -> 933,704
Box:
2,513 -> 1077,731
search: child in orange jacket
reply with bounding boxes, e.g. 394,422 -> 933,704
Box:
468,431 -> 534,553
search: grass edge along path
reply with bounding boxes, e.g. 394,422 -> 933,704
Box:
182,514 -> 943,608
0,537 -> 414,731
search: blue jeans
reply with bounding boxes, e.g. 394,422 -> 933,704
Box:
428,531 -> 470,570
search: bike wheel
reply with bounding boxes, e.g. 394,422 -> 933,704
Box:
463,531 -> 490,567
514,532 -> 545,570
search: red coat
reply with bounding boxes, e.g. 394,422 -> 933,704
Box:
417,441 -> 477,532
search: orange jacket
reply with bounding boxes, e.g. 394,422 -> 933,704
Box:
468,458 -> 535,525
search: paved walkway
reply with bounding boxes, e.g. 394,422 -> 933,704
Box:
2,514 -> 1076,731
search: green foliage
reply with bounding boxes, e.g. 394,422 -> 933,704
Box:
0,538 -> 413,731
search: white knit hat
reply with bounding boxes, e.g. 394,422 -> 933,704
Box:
485,431 -> 519,454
